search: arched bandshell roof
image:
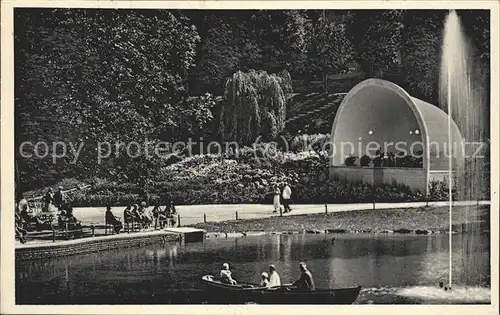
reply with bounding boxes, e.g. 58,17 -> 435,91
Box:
330,79 -> 464,173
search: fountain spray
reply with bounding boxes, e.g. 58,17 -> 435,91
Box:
440,9 -> 487,290
442,9 -> 456,291
447,43 -> 453,290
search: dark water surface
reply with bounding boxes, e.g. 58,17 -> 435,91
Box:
16,233 -> 490,304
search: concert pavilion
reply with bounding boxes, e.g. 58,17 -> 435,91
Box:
329,78 -> 464,194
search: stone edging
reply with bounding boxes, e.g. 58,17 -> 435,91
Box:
205,228 -> 468,239
15,231 -> 179,261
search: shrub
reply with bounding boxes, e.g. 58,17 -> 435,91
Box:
360,155 -> 371,167
428,179 -> 450,201
34,145 -> 453,207
373,156 -> 383,167
345,156 -> 357,166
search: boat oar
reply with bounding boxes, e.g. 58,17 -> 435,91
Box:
268,284 -> 297,291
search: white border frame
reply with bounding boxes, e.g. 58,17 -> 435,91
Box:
1,1 -> 499,314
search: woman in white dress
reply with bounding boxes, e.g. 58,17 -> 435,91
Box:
273,186 -> 281,213
47,201 -> 58,214
260,272 -> 270,287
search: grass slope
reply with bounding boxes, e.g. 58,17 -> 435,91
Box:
190,205 -> 490,233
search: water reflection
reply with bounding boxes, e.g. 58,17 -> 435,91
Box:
16,234 -> 490,304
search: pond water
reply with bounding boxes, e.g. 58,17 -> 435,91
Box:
16,233 -> 490,304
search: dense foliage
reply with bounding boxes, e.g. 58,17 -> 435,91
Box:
15,9 -> 490,195
15,9 -> 203,188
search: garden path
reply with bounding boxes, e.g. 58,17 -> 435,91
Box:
72,200 -> 490,227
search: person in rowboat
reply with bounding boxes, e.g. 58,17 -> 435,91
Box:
292,262 -> 315,291
268,264 -> 281,287
260,272 -> 269,287
220,263 -> 237,285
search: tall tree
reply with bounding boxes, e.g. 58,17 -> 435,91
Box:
306,16 -> 354,75
401,10 -> 444,101
192,12 -> 261,95
219,70 -> 291,144
251,10 -> 310,74
346,10 -> 404,77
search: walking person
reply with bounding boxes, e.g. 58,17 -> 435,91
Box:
272,186 -> 282,214
282,182 -> 292,213
53,186 -> 65,210
43,188 -> 54,212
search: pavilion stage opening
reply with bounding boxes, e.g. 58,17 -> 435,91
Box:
329,78 -> 464,195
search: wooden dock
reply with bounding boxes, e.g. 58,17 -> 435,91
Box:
164,227 -> 206,243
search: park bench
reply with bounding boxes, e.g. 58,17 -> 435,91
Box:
123,219 -> 145,233
51,222 -> 87,241
104,215 -> 122,235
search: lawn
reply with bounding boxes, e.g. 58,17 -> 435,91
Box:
189,205 -> 490,233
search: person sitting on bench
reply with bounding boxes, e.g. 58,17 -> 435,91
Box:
105,206 -> 123,234
131,204 -> 143,224
123,204 -> 133,226
59,205 -> 82,231
139,202 -> 152,228
168,200 -> 177,216
152,203 -> 166,228
20,203 -> 36,226
15,205 -> 27,244
165,200 -> 177,227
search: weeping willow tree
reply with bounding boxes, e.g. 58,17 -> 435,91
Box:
219,69 -> 292,144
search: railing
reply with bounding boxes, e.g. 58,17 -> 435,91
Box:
26,184 -> 92,214
20,211 -> 180,243
18,200 -> 490,243
165,200 -> 491,227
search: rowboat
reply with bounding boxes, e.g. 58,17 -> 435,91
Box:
201,275 -> 362,304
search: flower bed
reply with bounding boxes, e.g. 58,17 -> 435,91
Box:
64,149 -> 455,207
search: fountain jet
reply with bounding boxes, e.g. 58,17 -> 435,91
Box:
439,10 -> 488,289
